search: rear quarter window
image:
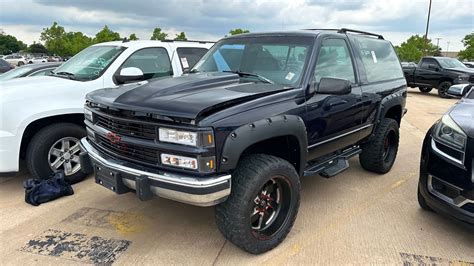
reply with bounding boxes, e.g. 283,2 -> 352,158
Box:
353,37 -> 404,83
176,47 -> 208,71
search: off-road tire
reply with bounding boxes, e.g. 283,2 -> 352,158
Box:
215,154 -> 300,254
417,186 -> 433,211
419,87 -> 432,93
359,118 -> 399,174
26,123 -> 86,184
437,81 -> 452,98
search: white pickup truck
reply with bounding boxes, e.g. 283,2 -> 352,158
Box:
0,40 -> 213,183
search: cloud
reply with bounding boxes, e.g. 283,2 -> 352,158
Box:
0,0 -> 471,51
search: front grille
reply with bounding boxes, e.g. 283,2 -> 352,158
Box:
94,135 -> 159,166
96,113 -> 156,140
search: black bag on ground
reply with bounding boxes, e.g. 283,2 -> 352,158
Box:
23,171 -> 74,206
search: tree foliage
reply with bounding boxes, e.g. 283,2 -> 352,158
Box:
395,35 -> 440,62
128,33 -> 138,40
174,32 -> 187,41
27,42 -> 49,54
150,27 -> 168,41
0,34 -> 27,54
458,33 -> 474,61
93,25 -> 121,43
228,28 -> 250,36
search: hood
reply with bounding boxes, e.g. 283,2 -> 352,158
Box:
445,67 -> 474,74
87,72 -> 290,121
0,75 -> 79,97
449,99 -> 474,138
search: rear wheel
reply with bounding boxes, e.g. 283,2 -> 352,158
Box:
418,87 -> 432,93
437,81 -> 452,98
359,118 -> 399,174
17,61 -> 25,66
26,123 -> 87,184
215,154 -> 300,254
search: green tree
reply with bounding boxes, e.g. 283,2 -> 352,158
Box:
129,33 -> 138,40
174,32 -> 187,41
458,33 -> 474,61
65,32 -> 93,55
228,28 -> 250,36
40,22 -> 69,56
150,27 -> 168,41
94,25 -> 121,43
0,34 -> 27,54
395,35 -> 439,62
27,42 -> 49,54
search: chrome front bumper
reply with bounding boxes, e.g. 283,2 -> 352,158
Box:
79,138 -> 231,207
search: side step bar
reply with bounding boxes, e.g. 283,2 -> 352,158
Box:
303,146 -> 362,178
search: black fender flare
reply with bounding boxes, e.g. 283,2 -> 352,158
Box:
219,115 -> 308,175
376,89 -> 406,124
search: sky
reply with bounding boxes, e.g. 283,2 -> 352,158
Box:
0,0 -> 472,51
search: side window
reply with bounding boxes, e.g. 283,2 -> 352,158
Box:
176,47 -> 208,71
420,58 -> 437,69
29,68 -> 53,76
121,47 -> 173,80
314,38 -> 355,83
353,37 -> 404,83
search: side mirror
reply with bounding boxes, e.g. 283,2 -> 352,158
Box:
428,64 -> 439,71
115,67 -> 144,84
447,84 -> 468,97
317,77 -> 352,95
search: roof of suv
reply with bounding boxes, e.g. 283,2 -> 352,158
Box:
93,40 -> 214,49
222,29 -> 384,40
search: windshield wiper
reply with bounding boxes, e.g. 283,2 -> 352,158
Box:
52,71 -> 76,80
223,70 -> 274,84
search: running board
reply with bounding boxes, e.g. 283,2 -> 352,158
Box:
303,146 -> 362,178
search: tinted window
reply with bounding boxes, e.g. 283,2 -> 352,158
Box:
29,68 -> 54,76
0,59 -> 10,67
353,37 -> 404,83
176,47 -> 208,71
314,38 -> 355,83
420,58 -> 438,69
121,47 -> 172,80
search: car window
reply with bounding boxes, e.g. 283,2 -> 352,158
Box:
121,47 -> 173,80
353,37 -> 404,83
29,68 -> 54,77
176,47 -> 208,71
420,58 -> 437,69
4,55 -> 12,59
0,60 -> 10,67
314,38 -> 355,83
0,66 -> 33,81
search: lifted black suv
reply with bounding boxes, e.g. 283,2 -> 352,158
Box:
80,29 -> 407,254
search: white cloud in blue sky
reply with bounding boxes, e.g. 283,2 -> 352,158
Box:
0,0 -> 472,51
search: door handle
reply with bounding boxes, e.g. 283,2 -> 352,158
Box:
324,99 -> 348,110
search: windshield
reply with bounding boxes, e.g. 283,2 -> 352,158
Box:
52,45 -> 126,81
437,58 -> 466,69
192,36 -> 314,86
0,66 -> 34,81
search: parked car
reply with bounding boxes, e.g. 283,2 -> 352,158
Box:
28,56 -> 49,64
79,29 -> 407,254
0,59 -> 14,73
0,62 -> 61,81
2,54 -> 27,66
418,85 -> 474,226
401,62 -> 417,68
0,40 -> 213,183
402,56 -> 474,98
464,62 -> 474,68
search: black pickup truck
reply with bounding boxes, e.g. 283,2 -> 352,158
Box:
79,29 -> 407,254
403,56 -> 474,98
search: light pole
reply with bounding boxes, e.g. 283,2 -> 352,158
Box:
435,37 -> 442,50
424,0 -> 433,56
446,41 -> 450,57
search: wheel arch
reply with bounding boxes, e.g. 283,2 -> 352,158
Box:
219,115 -> 308,176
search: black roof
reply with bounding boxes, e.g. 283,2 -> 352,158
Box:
223,28 -> 384,40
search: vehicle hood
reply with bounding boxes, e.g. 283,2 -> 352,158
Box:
449,99 -> 474,138
87,72 -> 290,121
0,75 -> 79,97
445,67 -> 474,74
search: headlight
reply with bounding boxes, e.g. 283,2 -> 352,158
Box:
457,74 -> 470,81
433,114 -> 466,150
161,153 -> 198,170
84,108 -> 93,121
158,128 -> 214,147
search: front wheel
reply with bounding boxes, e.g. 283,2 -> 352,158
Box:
418,87 -> 432,93
26,123 -> 87,184
437,81 -> 452,98
359,118 -> 399,174
17,61 -> 25,66
215,154 -> 300,254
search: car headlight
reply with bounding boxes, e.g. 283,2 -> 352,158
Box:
457,74 -> 470,81
433,114 -> 466,150
161,153 -> 198,170
84,107 -> 93,121
158,128 -> 214,147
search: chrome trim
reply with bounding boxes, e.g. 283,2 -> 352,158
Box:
430,138 -> 464,166
308,124 -> 373,149
80,138 -> 231,206
428,175 -> 474,208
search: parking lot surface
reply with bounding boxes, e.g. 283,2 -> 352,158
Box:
0,89 -> 473,265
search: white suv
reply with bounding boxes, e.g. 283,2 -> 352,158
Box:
3,55 -> 27,66
0,40 -> 213,183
